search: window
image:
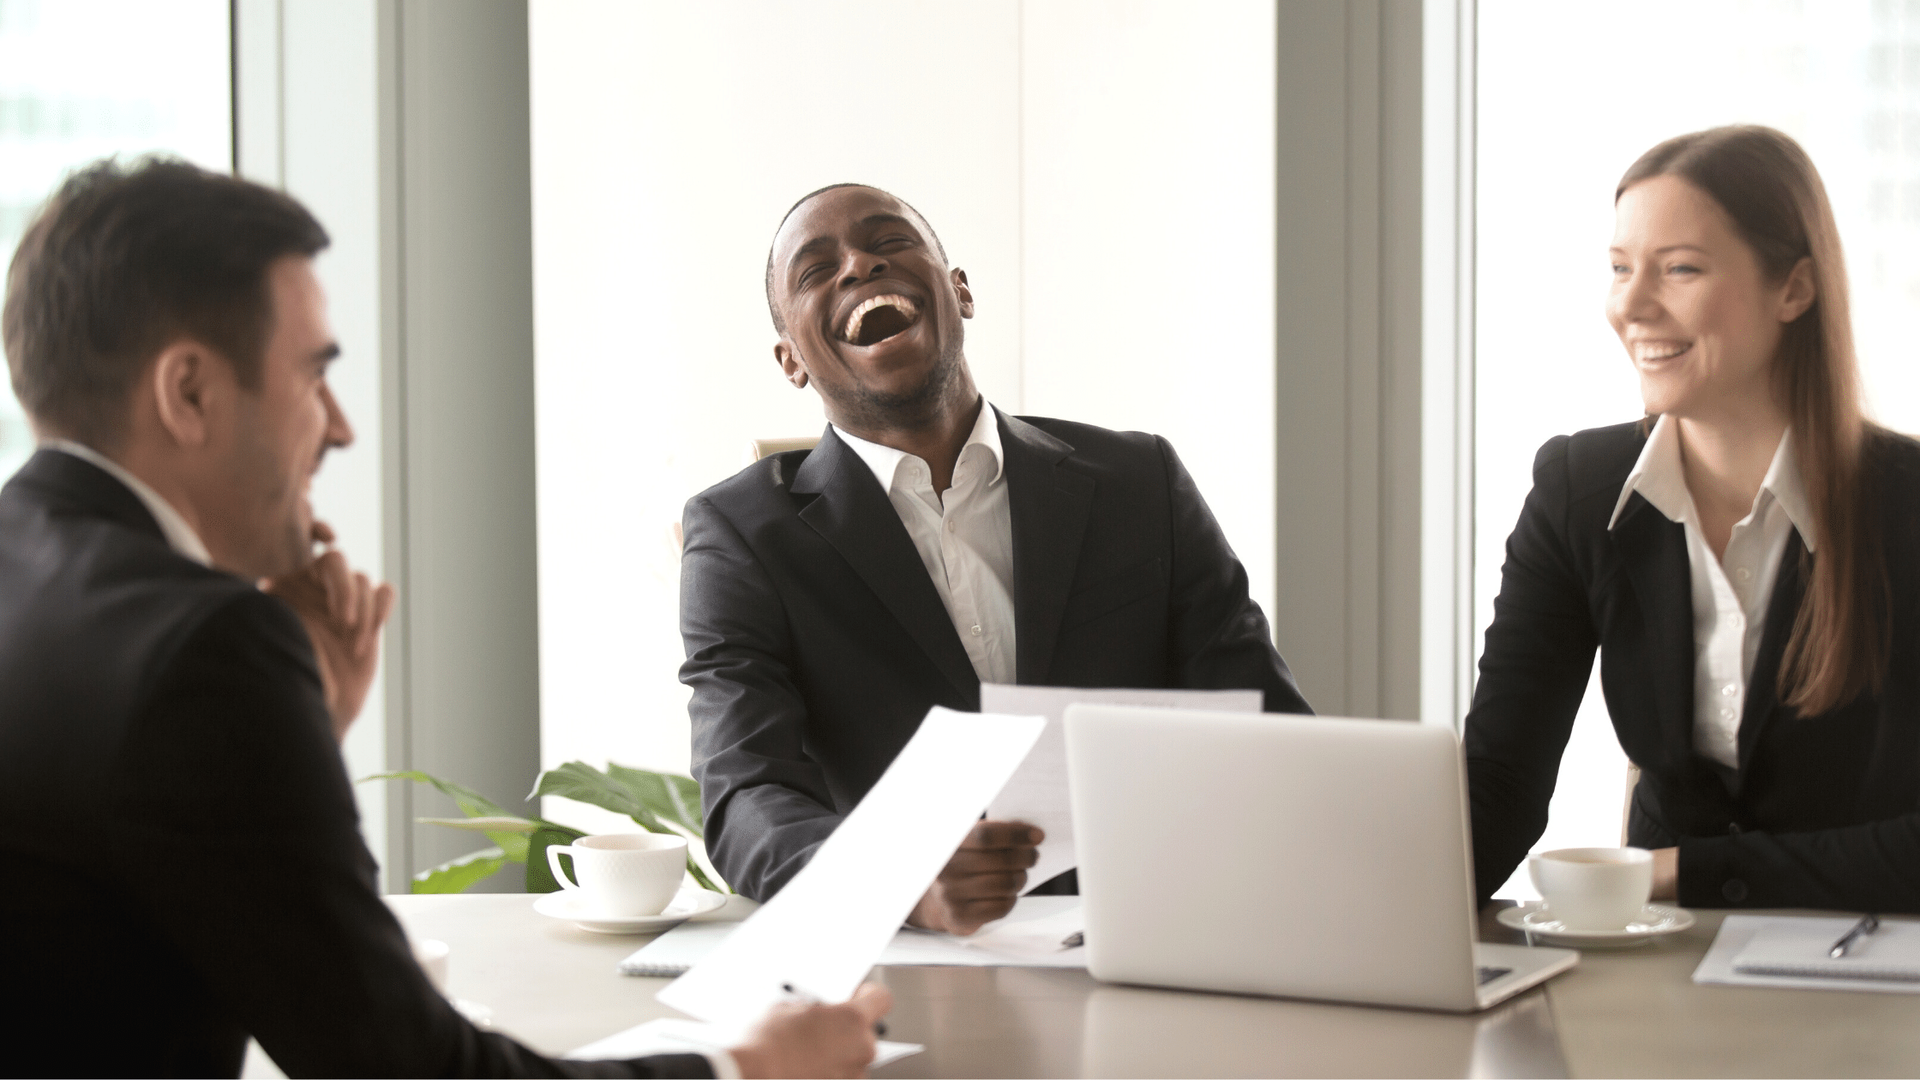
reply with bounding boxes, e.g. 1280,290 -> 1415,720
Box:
1476,0 -> 1920,897
0,0 -> 230,476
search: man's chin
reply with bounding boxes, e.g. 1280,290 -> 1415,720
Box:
845,344 -> 963,418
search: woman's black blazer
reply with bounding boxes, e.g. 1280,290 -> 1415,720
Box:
1465,420 -> 1920,912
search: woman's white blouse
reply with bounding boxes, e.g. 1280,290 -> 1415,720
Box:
1606,416 -> 1813,771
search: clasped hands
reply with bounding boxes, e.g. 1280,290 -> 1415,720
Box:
906,820 -> 1044,936
263,521 -> 395,742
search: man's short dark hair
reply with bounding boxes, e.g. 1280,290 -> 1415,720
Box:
2,156 -> 330,448
764,183 -> 946,334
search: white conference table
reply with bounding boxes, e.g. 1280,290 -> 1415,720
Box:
241,894 -> 1920,1078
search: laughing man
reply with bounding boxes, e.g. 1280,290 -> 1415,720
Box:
680,184 -> 1312,931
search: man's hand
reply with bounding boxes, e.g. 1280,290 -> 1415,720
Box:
906,821 -> 1042,936
729,982 -> 892,1079
262,521 -> 395,742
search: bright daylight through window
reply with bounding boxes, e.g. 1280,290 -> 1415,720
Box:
1478,0 -> 1920,897
0,0 -> 230,478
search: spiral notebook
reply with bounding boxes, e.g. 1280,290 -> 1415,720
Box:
1733,919 -> 1920,982
1694,915 -> 1920,993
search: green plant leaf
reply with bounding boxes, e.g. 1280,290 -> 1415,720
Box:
529,762 -> 669,831
524,826 -> 584,893
414,815 -> 540,833
683,853 -> 726,894
411,846 -> 509,894
608,762 -> 705,837
366,770 -> 513,820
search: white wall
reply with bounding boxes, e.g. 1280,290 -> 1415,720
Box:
529,0 -> 1279,830
1022,0 -> 1277,635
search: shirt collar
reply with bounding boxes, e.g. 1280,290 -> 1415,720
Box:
1606,416 -> 1815,553
41,439 -> 214,566
833,399 -> 1004,493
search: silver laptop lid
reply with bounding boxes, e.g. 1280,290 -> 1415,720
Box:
1065,705 -> 1482,1011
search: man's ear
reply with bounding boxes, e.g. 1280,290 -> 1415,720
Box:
774,339 -> 808,389
951,268 -> 974,319
148,340 -> 224,448
1779,256 -> 1817,323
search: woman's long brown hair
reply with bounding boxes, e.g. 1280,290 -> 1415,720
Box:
1618,125 -> 1888,716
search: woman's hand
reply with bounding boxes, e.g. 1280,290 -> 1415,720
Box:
1650,846 -> 1679,901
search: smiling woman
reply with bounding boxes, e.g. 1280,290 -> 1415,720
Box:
1463,125 -> 1920,916
1474,0 -> 1920,899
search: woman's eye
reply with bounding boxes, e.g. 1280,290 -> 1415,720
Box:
1668,263 -> 1701,275
1610,263 -> 1629,275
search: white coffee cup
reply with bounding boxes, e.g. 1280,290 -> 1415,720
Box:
546,832 -> 687,916
1529,846 -> 1654,931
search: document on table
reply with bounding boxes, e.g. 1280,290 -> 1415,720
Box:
620,896 -> 1087,976
1694,915 -> 1920,993
655,707 -> 1045,1025
569,1016 -> 923,1069
980,684 -> 1262,891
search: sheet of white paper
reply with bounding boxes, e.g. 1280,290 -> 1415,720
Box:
656,707 -> 1045,1024
1693,915 -> 1920,994
568,1016 -> 923,1068
981,684 -> 1262,890
879,896 -> 1085,968
620,896 -> 1087,975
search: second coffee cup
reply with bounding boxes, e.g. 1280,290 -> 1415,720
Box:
546,833 -> 688,917
1528,846 -> 1653,931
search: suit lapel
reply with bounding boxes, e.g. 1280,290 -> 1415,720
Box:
791,427 -> 979,699
1000,411 -> 1094,684
1738,531 -> 1807,770
1611,493 -> 1697,765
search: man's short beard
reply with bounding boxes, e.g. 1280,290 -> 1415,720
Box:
831,336 -> 966,430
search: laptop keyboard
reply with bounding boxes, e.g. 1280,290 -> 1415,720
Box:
1477,965 -> 1514,986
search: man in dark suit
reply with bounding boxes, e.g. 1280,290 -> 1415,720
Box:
682,184 -> 1312,929
0,159 -> 886,1078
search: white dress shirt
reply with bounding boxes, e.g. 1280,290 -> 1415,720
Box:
833,401 -> 1017,685
42,439 -> 212,566
1607,416 -> 1813,771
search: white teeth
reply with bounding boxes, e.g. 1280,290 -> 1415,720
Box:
842,294 -> 918,344
1635,342 -> 1690,362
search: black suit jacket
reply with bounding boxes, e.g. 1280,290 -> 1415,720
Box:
681,410 -> 1310,900
1465,422 -> 1920,911
0,450 -> 710,1079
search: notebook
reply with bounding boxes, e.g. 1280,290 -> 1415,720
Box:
1733,919 -> 1920,983
1694,915 -> 1920,994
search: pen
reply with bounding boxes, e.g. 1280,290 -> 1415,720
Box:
781,982 -> 887,1038
1060,931 -> 1084,949
1828,914 -> 1880,958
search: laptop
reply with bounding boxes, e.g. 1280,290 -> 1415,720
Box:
1064,705 -> 1576,1012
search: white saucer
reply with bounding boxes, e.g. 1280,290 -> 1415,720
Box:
1496,901 -> 1695,948
533,887 -> 727,934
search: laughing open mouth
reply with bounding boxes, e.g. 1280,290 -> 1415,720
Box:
840,294 -> 921,346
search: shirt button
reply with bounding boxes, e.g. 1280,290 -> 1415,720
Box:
1722,878 -> 1749,903
1720,684 -> 1736,696
946,520 -> 955,532
970,625 -> 982,636
1735,567 -> 1751,581
1724,613 -> 1742,626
